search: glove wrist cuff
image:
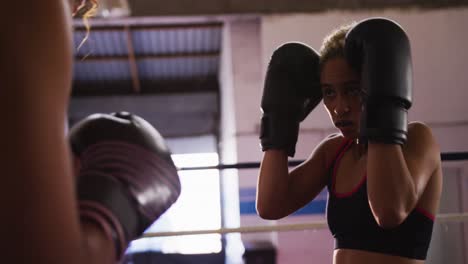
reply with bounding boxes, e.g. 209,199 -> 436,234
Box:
361,102 -> 408,145
260,112 -> 300,157
79,201 -> 127,260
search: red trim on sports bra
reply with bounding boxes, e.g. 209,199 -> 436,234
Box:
334,173 -> 367,198
415,207 -> 435,221
331,139 -> 367,198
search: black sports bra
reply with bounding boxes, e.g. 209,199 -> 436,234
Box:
326,139 -> 434,260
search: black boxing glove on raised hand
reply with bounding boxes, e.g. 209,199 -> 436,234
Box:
345,18 -> 413,145
69,112 -> 181,260
260,42 -> 321,157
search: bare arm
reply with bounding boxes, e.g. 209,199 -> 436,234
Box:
0,1 -> 116,263
256,137 -> 333,220
367,122 -> 441,228
0,0 -> 81,262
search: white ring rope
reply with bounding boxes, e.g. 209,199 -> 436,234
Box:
140,212 -> 468,239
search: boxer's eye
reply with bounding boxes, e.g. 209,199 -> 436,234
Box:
323,88 -> 336,98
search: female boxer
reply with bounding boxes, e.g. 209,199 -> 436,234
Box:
256,18 -> 442,264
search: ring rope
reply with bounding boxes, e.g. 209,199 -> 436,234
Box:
140,212 -> 468,238
177,152 -> 468,171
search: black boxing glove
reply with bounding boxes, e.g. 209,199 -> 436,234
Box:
69,112 -> 181,260
345,17 -> 413,145
260,42 -> 321,157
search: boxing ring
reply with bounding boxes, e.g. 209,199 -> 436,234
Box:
141,151 -> 468,238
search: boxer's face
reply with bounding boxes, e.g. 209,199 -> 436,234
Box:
321,56 -> 362,139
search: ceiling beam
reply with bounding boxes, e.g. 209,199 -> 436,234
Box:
73,22 -> 223,32
72,77 -> 219,96
127,0 -> 468,17
68,93 -> 219,138
75,51 -> 220,62
124,25 -> 141,93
